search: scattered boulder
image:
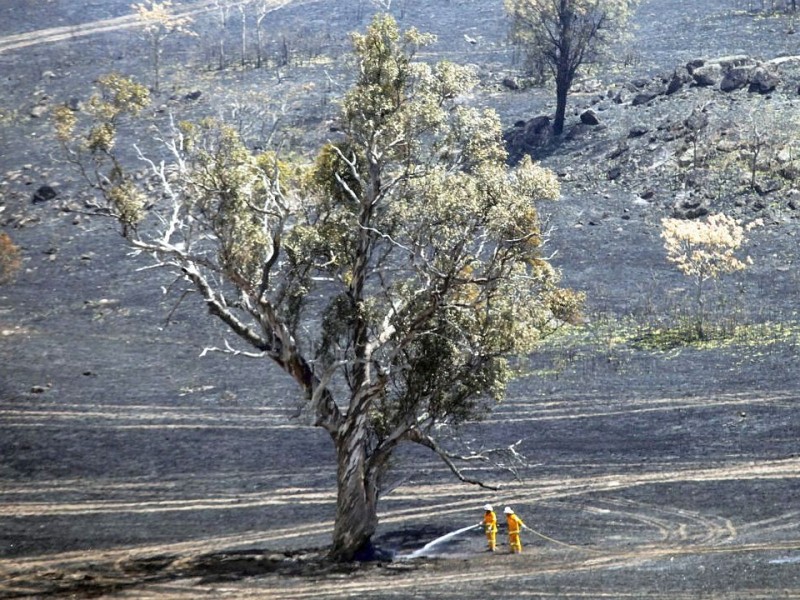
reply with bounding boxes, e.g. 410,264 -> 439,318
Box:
716,139 -> 739,153
683,56 -> 780,94
580,109 -> 601,125
612,87 -> 632,104
503,115 -> 552,161
32,185 -> 58,204
717,55 -> 754,69
786,188 -> 800,210
565,123 -> 595,141
500,53 -> 800,223
628,125 -> 649,138
677,147 -> 696,168
29,104 -> 48,118
781,164 -> 800,181
607,142 -> 628,160
754,178 -> 783,196
631,91 -> 657,106
776,146 -> 794,164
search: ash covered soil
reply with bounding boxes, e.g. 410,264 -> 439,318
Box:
1,0 -> 799,598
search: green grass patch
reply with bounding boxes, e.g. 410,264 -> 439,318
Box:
537,315 -> 800,355
624,319 -> 800,352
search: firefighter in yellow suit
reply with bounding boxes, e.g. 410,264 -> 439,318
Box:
481,504 -> 497,551
504,506 -> 525,553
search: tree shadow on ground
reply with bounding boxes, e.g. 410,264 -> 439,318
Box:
376,524 -> 465,553
1,548 -> 421,598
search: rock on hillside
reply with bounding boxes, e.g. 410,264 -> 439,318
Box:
505,55 -> 800,224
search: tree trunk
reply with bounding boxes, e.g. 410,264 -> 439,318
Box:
239,7 -> 247,68
553,68 -> 570,136
255,22 -> 263,68
153,35 -> 161,93
329,419 -> 379,561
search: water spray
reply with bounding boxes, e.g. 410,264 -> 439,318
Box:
401,523 -> 481,560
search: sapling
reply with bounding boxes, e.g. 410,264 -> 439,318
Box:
132,0 -> 195,93
661,213 -> 761,339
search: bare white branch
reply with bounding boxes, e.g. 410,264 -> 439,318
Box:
200,339 -> 267,359
407,429 -> 500,491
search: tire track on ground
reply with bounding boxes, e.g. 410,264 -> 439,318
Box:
2,458 -> 798,597
0,0 -> 304,55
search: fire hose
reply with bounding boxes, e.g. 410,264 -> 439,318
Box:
521,524 -> 602,554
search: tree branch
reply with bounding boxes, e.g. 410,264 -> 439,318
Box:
406,428 -> 500,491
200,338 -> 267,359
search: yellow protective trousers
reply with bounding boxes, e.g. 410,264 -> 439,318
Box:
506,514 -> 524,553
483,511 -> 498,551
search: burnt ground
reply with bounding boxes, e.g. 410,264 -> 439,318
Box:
1,0 -> 799,598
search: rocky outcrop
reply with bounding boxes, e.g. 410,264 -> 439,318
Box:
502,54 -> 800,224
692,63 -> 723,87
748,66 -> 780,94
673,194 -> 709,219
604,55 -> 787,107
691,56 -> 780,94
720,67 -> 751,92
666,67 -> 692,95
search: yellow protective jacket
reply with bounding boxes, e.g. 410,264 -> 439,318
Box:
506,513 -> 525,534
483,510 -> 497,532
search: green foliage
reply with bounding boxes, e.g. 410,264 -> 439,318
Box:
306,142 -> 365,209
187,120 -> 278,287
58,16 -> 585,560
89,73 -> 151,119
505,0 -> 639,133
52,105 -> 77,143
300,16 -> 583,433
661,213 -> 760,339
505,0 -> 638,74
52,75 -> 152,229
87,122 -> 116,153
107,181 -> 147,230
74,74 -> 151,154
58,17 -> 582,442
132,0 -> 195,92
629,318 -> 800,352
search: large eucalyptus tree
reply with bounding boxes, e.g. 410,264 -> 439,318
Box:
55,14 -> 581,561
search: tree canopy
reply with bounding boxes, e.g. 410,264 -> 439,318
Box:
505,0 -> 639,134
55,14 -> 582,561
